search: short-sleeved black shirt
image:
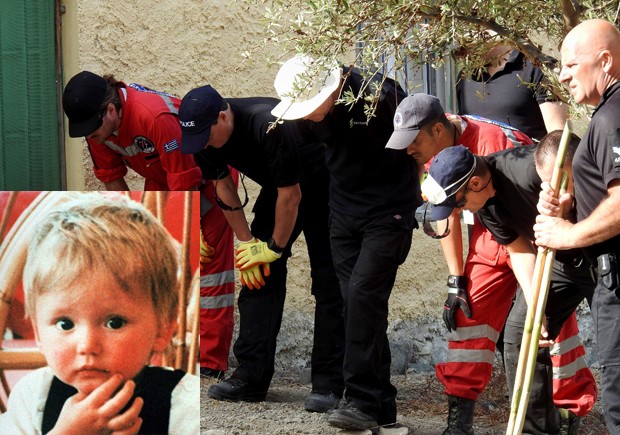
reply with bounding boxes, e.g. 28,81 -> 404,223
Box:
573,81 -> 620,258
477,145 -> 541,245
478,145 -> 584,263
456,50 -> 555,141
195,97 -> 323,189
300,67 -> 420,217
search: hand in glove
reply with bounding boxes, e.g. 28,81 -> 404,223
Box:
239,263 -> 271,290
235,239 -> 282,271
443,275 -> 472,332
200,229 -> 214,265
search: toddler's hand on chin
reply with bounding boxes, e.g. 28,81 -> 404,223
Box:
48,374 -> 143,435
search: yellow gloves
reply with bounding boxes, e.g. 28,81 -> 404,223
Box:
235,239 -> 282,271
236,238 -> 259,256
235,238 -> 269,290
239,263 -> 271,290
200,229 -> 214,265
202,233 -> 277,290
235,238 -> 283,290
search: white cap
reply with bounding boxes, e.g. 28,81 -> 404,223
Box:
271,54 -> 342,120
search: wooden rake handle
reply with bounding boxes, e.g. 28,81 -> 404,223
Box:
506,121 -> 572,435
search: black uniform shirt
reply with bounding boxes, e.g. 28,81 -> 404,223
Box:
477,145 -> 541,245
195,97 -> 323,189
301,67 -> 420,217
573,81 -> 620,258
478,145 -> 584,266
457,50 -> 555,141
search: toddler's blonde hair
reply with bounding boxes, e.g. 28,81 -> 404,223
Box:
23,193 -> 179,323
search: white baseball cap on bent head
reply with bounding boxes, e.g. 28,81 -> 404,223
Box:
271,54 -> 342,120
385,93 -> 445,150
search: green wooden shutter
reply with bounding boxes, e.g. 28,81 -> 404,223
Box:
0,0 -> 61,189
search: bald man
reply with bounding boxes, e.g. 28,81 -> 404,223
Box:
534,19 -> 620,433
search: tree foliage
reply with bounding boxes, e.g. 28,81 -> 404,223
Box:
248,0 -> 620,113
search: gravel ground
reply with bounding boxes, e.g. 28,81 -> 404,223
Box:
200,367 -> 609,434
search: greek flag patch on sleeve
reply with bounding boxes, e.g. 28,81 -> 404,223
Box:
164,139 -> 180,153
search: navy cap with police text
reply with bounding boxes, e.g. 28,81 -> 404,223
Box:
421,145 -> 476,220
179,85 -> 224,154
62,71 -> 108,138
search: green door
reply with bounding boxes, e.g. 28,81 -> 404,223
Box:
0,0 -> 62,189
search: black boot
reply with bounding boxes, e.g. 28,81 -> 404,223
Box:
559,408 -> 581,435
443,395 -> 475,435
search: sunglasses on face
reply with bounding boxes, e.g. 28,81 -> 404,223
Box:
454,174 -> 492,209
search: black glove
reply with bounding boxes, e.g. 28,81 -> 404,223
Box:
443,275 -> 472,332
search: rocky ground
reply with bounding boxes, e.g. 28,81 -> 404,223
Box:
201,181 -> 607,434
200,367 -> 608,434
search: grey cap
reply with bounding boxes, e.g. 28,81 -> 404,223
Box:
385,93 -> 445,150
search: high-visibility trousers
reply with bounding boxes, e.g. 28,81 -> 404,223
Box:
200,182 -> 235,371
550,312 -> 597,416
436,221 -> 596,417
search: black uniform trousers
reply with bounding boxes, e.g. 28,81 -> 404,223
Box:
329,209 -> 417,425
504,255 -> 594,435
591,252 -> 620,435
232,167 -> 345,395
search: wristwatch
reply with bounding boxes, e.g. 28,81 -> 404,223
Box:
267,238 -> 285,254
447,275 -> 467,288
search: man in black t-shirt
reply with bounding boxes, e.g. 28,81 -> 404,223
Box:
534,19 -> 620,432
179,85 -> 344,413
456,47 -> 567,141
272,54 -> 421,431
422,138 -> 596,434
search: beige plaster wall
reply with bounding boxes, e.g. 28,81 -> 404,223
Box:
63,0 -> 283,189
62,1 -> 596,372
61,0 -> 454,369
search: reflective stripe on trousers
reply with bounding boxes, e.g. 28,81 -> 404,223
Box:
550,312 -> 598,416
436,223 -> 517,401
200,187 -> 235,371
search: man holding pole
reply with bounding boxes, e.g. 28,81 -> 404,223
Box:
422,137 -> 597,434
534,19 -> 620,433
386,94 -> 594,434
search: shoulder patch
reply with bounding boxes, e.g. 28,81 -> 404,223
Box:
608,129 -> 620,168
164,139 -> 180,153
133,136 -> 155,153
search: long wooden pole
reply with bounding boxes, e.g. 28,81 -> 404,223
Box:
506,247 -> 548,434
507,121 -> 572,434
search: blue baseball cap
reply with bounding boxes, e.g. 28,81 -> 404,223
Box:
421,145 -> 476,220
179,85 -> 224,154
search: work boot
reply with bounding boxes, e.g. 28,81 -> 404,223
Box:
304,390 -> 340,413
207,377 -> 267,402
559,408 -> 581,435
443,395 -> 475,435
327,402 -> 378,430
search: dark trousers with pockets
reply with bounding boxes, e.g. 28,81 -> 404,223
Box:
329,209 -> 416,425
593,252 -> 620,435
